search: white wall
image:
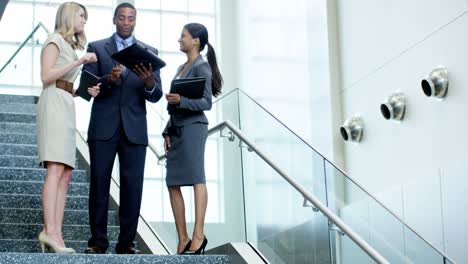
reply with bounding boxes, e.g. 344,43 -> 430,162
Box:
236,0 -> 337,162
337,0 -> 468,262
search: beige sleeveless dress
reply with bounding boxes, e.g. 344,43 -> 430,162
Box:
36,32 -> 80,169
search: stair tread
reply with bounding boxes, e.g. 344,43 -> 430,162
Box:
0,252 -> 231,263
0,113 -> 36,124
0,193 -> 88,198
0,194 -> 91,210
0,166 -> 86,172
0,179 -> 88,185
0,208 -> 115,213
0,222 -> 119,228
0,95 -> 37,104
0,143 -> 37,147
0,132 -> 35,136
0,121 -> 36,125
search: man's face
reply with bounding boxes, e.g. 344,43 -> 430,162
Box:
114,7 -> 136,39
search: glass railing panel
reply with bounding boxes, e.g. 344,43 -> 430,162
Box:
236,89 -> 327,204
325,160 -> 446,263
330,231 -> 376,264
404,225 -> 445,264
0,24 -> 49,95
240,143 -> 332,263
143,89 -> 247,253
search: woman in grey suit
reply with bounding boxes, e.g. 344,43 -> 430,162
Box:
163,23 -> 223,255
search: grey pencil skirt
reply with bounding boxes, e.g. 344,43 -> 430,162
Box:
165,122 -> 208,187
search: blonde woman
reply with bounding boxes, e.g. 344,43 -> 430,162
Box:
36,2 -> 99,253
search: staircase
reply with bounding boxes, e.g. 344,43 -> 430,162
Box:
0,94 -> 230,263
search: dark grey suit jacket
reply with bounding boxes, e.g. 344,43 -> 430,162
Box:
82,34 -> 163,145
163,55 -> 212,135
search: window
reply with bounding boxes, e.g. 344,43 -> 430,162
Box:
0,0 -> 222,225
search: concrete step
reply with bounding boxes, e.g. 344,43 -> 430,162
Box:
0,239 -> 121,254
0,208 -> 118,226
0,223 -> 119,241
0,103 -> 37,114
0,253 -> 230,264
0,132 -> 36,145
0,194 -> 87,210
0,155 -> 81,169
0,180 -> 89,196
0,112 -> 35,124
0,122 -> 35,134
0,167 -> 88,183
0,143 -> 37,156
0,95 -> 37,104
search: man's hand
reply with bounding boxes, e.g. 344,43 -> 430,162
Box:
165,93 -> 181,105
108,64 -> 123,83
134,63 -> 156,89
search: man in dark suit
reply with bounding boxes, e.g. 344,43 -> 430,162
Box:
80,2 -> 163,254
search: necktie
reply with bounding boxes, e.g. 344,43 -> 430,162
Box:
121,40 -> 128,75
121,39 -> 128,48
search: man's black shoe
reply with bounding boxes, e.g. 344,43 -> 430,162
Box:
84,246 -> 106,254
115,247 -> 142,254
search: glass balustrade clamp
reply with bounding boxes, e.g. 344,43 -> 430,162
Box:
303,197 -> 319,212
329,222 -> 346,236
219,129 -> 235,142
238,140 -> 253,152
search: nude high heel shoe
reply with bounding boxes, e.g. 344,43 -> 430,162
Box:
38,231 -> 75,254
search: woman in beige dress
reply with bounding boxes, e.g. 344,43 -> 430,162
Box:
36,2 -> 99,253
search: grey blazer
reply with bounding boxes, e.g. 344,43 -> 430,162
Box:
163,55 -> 212,135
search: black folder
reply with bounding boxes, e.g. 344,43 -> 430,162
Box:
76,70 -> 100,101
170,77 -> 206,99
111,42 -> 166,74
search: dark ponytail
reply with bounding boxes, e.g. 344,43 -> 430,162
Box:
206,43 -> 222,97
184,23 -> 223,97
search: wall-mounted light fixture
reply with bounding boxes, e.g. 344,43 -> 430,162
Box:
380,92 -> 406,121
421,66 -> 449,99
340,116 -> 364,143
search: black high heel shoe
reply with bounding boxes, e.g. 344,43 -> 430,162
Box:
179,240 -> 191,254
189,236 -> 208,255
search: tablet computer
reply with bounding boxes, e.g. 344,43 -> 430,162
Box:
111,42 -> 166,74
170,77 -> 206,99
76,70 -> 100,101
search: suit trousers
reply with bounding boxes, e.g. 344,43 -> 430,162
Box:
87,125 -> 146,251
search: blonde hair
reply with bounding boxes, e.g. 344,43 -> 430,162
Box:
54,2 -> 87,50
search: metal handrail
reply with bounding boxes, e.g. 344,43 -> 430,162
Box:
197,88 -> 456,264
3,22 -> 452,263
0,22 -> 49,74
150,119 -> 389,263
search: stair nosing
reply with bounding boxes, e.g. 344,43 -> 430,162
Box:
0,112 -> 35,116
0,166 -> 86,172
0,121 -> 36,124
0,222 -> 119,228
0,193 -> 88,197
0,132 -> 36,136
0,238 -> 118,243
0,179 -> 89,186
0,154 -> 39,158
0,208 -> 116,213
0,143 -> 37,147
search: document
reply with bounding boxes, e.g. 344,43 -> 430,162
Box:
111,42 -> 166,74
170,77 -> 206,99
76,70 -> 99,101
